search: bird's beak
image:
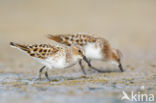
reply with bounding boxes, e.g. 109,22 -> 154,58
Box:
83,56 -> 91,66
119,63 -> 124,72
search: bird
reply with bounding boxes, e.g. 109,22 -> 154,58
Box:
47,33 -> 124,73
10,42 -> 90,81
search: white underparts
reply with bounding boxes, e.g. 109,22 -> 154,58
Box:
34,54 -> 79,69
84,43 -> 104,60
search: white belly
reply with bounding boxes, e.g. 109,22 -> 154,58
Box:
34,56 -> 77,69
84,43 -> 103,60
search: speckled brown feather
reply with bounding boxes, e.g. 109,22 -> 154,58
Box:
48,34 -> 111,59
47,34 -> 97,46
10,42 -> 59,59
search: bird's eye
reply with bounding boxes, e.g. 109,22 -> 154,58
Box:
78,50 -> 81,53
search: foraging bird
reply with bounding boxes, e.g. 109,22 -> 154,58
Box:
10,42 -> 90,81
47,34 -> 124,73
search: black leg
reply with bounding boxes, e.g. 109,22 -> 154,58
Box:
79,60 -> 87,75
119,63 -> 124,72
90,66 -> 105,73
83,56 -> 106,73
45,71 -> 51,81
87,60 -> 106,73
36,66 -> 46,80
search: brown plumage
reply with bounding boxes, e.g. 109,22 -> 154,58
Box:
47,34 -> 124,72
47,34 -> 111,59
47,34 -> 96,46
10,42 -> 59,59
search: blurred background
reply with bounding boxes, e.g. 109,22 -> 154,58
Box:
0,0 -> 156,57
0,0 -> 156,103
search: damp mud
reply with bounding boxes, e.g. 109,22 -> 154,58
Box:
0,51 -> 155,103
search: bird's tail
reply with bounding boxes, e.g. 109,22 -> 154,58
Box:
47,34 -> 63,42
47,34 -> 74,46
10,42 -> 29,52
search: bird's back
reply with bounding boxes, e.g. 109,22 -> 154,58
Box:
47,34 -> 97,46
10,42 -> 60,59
47,34 -> 111,60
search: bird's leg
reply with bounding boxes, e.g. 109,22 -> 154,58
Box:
79,60 -> 87,75
83,56 -> 106,73
119,62 -> 124,72
87,60 -> 106,73
36,66 -> 46,80
45,70 -> 51,81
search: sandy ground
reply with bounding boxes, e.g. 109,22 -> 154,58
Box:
0,0 -> 156,103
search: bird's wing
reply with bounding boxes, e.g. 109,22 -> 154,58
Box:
47,34 -> 96,46
10,42 -> 59,59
